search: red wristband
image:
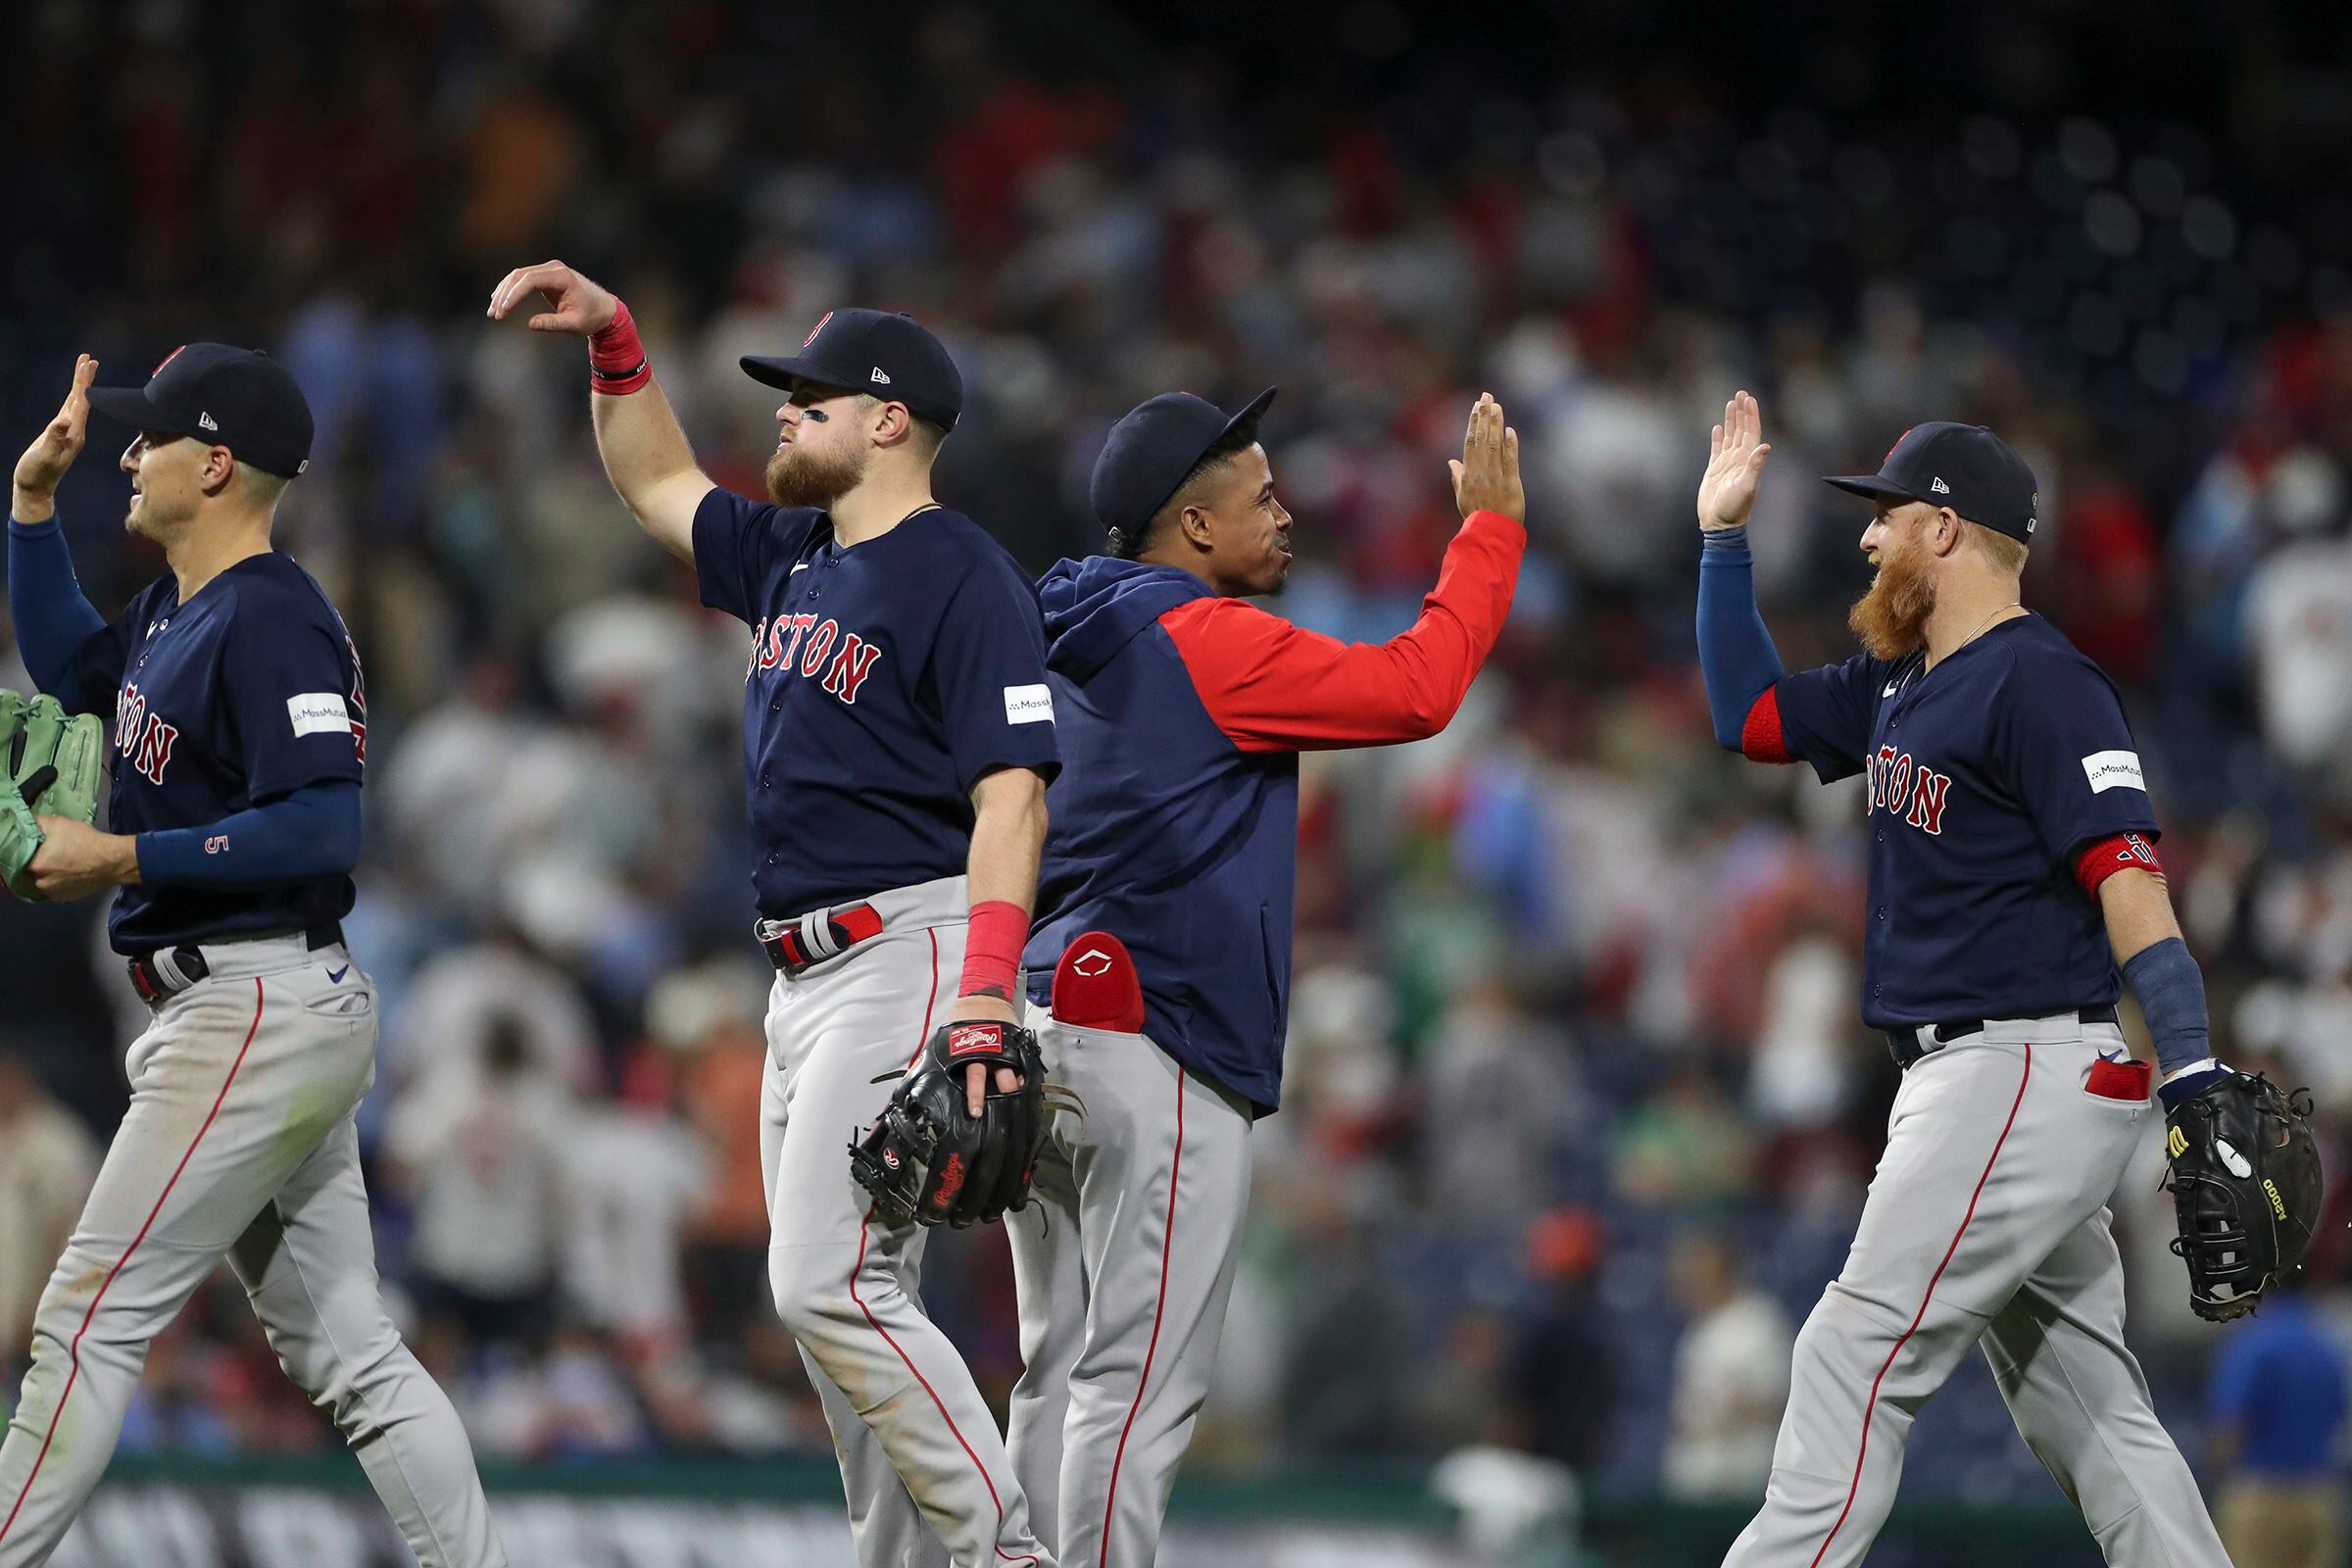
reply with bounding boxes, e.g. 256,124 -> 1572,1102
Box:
2075,831 -> 2164,897
589,299 -> 651,395
959,900 -> 1029,1003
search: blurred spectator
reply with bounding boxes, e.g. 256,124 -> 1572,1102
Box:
1659,1230 -> 1793,1501
564,1051 -> 711,1354
391,927 -> 601,1096
0,1052 -> 96,1369
386,1017 -> 572,1348
1499,1210 -> 1617,1473
1612,1066 -> 1757,1214
2205,1279 -> 2349,1568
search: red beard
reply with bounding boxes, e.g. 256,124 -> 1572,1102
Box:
766,441 -> 866,511
1848,541 -> 1937,661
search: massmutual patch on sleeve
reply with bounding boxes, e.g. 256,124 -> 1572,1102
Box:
1003,684 -> 1055,725
287,692 -> 354,737
2081,749 -> 2145,793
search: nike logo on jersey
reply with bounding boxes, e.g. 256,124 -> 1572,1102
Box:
1882,681 -> 1899,698
1867,744 -> 1953,835
747,613 -> 885,705
326,965 -> 350,984
791,562 -> 810,574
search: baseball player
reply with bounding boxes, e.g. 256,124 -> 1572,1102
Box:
1004,389 -> 1528,1567
1693,392 -> 2234,1565
0,350 -> 506,1567
488,263 -> 1060,1568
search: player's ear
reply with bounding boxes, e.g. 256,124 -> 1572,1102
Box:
199,445 -> 236,498
1178,502 -> 1216,553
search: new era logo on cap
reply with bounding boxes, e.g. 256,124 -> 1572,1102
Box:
198,412 -> 218,431
1930,476 -> 1949,494
871,368 -> 891,384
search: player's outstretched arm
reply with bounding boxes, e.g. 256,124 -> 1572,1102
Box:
9,357 -> 113,711
486,261 -> 710,563
1161,394 -> 1527,751
1694,390 -> 1789,755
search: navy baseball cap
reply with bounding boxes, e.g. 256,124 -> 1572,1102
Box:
86,344 -> 314,479
1091,388 -> 1278,539
742,309 -> 963,432
1824,421 -> 2040,542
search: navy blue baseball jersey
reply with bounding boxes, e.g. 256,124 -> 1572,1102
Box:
69,553 -> 367,953
692,487 -> 1060,917
1772,613 -> 2157,1028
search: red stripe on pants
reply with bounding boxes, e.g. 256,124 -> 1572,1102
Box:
0,978 -> 268,1544
1807,1044 -> 2033,1568
1102,1065 -> 1186,1564
845,929 -> 1036,1565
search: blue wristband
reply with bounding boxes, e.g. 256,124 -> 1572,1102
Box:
2122,937 -> 2211,1079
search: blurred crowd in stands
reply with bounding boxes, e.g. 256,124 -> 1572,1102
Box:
3,0 -> 2350,1516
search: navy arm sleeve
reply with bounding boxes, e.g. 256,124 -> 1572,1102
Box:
929,553 -> 1061,793
1995,653 -> 2160,864
135,779 -> 363,888
8,517 -> 120,712
1694,527 -> 1786,749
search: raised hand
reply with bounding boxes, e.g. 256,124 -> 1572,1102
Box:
485,260 -> 619,336
1698,390 -> 1773,531
13,356 -> 97,521
1448,392 -> 1525,523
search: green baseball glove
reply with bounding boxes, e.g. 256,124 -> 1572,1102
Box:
0,690 -> 108,902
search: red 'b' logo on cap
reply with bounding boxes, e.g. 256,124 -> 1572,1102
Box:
802,312 -> 833,349
1885,427 -> 1913,464
153,345 -> 188,375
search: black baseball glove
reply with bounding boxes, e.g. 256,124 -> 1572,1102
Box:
850,1020 -> 1048,1229
2163,1069 -> 2324,1322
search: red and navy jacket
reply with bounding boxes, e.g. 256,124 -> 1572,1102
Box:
1024,510 -> 1525,1113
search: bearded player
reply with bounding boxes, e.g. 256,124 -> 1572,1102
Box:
1004,389 -> 1527,1567
1691,392 -> 2307,1566
489,263 -> 1058,1568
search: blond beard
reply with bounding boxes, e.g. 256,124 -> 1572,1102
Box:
766,442 -> 867,511
1848,544 -> 1937,661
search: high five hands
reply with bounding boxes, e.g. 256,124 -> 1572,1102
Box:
1697,390 -> 1773,532
1449,393 -> 1525,523
13,356 -> 97,524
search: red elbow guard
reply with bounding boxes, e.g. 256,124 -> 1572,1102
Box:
2076,832 -> 2165,897
1740,686 -> 1793,763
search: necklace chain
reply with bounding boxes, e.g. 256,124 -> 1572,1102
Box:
1960,602 -> 2023,648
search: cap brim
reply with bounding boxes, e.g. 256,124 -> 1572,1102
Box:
741,354 -> 958,430
85,386 -> 201,441
1219,386 -> 1278,446
1823,473 -> 1925,505
740,354 -> 854,394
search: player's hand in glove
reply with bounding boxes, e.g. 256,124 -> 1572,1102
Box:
2163,1068 -> 2324,1321
0,691 -> 108,903
851,1019 -> 1049,1230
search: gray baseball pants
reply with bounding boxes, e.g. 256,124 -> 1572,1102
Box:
1724,1013 -> 2230,1568
0,934 -> 505,1568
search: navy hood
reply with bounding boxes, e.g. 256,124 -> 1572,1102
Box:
1037,556 -> 1213,684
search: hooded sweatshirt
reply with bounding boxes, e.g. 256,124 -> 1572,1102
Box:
1024,509 -> 1525,1112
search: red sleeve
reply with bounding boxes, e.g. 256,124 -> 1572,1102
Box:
1157,508 -> 1525,752
1740,685 -> 1794,764
2075,831 -> 2165,897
